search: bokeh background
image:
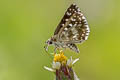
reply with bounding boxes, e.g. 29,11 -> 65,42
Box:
0,0 -> 120,80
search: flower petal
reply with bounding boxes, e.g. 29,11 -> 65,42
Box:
67,57 -> 73,67
72,58 -> 79,65
73,71 -> 80,80
44,66 -> 55,72
52,61 -> 61,69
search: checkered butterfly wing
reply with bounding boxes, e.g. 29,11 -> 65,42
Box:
54,4 -> 90,43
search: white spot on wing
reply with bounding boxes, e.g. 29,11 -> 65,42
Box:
82,16 -> 86,19
69,24 -> 72,27
78,17 -> 81,21
77,8 -> 80,12
64,28 -> 68,31
65,19 -> 68,21
87,29 -> 90,32
82,34 -> 84,36
69,8 -> 71,11
61,24 -> 64,26
74,24 -> 77,26
80,13 -> 83,16
86,26 -> 90,32
85,36 -> 88,40
74,11 -> 77,13
71,18 -> 76,21
86,33 -> 89,35
75,5 -> 77,8
73,35 -> 77,38
73,3 -> 76,6
67,12 -> 71,16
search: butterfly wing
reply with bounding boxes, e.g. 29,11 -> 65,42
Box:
54,4 -> 77,35
54,4 -> 90,43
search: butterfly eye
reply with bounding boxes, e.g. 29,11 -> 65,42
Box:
49,41 -> 52,44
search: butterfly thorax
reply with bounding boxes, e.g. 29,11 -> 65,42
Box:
51,35 -> 65,47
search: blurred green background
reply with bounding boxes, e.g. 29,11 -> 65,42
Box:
0,0 -> 120,80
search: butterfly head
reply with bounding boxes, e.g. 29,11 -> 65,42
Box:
44,38 -> 53,51
46,38 -> 53,45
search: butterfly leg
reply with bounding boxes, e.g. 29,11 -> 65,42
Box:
62,45 -> 67,52
54,46 -> 64,54
54,47 -> 57,54
54,45 -> 60,54
67,43 -> 80,53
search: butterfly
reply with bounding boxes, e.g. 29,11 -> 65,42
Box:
44,4 -> 90,53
